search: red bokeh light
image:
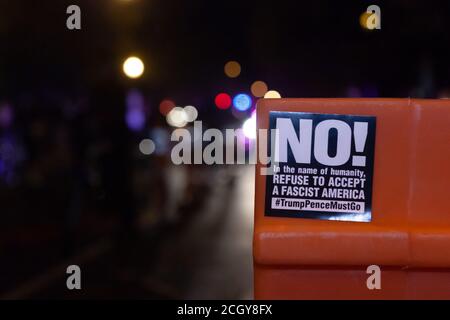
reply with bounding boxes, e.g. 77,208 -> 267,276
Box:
214,93 -> 231,110
159,99 -> 176,115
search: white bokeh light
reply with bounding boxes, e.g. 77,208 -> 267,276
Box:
183,105 -> 198,122
139,138 -> 155,155
123,56 -> 145,79
166,107 -> 188,128
242,114 -> 256,140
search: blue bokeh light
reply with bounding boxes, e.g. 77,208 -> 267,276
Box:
232,93 -> 252,111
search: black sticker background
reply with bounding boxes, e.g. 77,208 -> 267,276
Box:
265,111 -> 376,222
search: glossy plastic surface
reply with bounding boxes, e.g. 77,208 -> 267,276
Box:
253,98 -> 450,299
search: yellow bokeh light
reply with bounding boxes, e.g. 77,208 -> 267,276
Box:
123,56 -> 144,79
224,60 -> 241,78
251,80 -> 268,97
359,12 -> 371,30
264,90 -> 281,98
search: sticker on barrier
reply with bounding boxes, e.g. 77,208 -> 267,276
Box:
265,111 -> 376,222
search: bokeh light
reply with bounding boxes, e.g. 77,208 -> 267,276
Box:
184,105 -> 198,122
159,99 -> 176,116
224,61 -> 241,78
264,90 -> 281,98
251,80 -> 268,97
123,56 -> 145,79
149,127 -> 170,156
139,139 -> 155,155
242,113 -> 256,140
125,89 -> 146,131
233,93 -> 252,111
166,107 -> 188,128
360,10 -> 380,30
215,93 -> 232,110
359,12 -> 371,29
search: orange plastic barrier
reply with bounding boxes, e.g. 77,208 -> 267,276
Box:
254,98 -> 450,299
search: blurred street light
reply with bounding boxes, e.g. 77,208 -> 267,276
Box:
159,99 -> 176,116
123,56 -> 145,79
139,139 -> 155,155
184,105 -> 198,122
166,107 -> 188,128
224,61 -> 241,78
251,81 -> 268,97
264,90 -> 281,98
242,112 -> 256,140
233,93 -> 252,111
215,93 -> 232,110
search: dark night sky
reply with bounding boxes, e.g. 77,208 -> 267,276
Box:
2,0 -> 450,118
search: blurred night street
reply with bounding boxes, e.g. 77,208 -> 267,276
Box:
1,166 -> 254,299
1,0 -> 450,300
